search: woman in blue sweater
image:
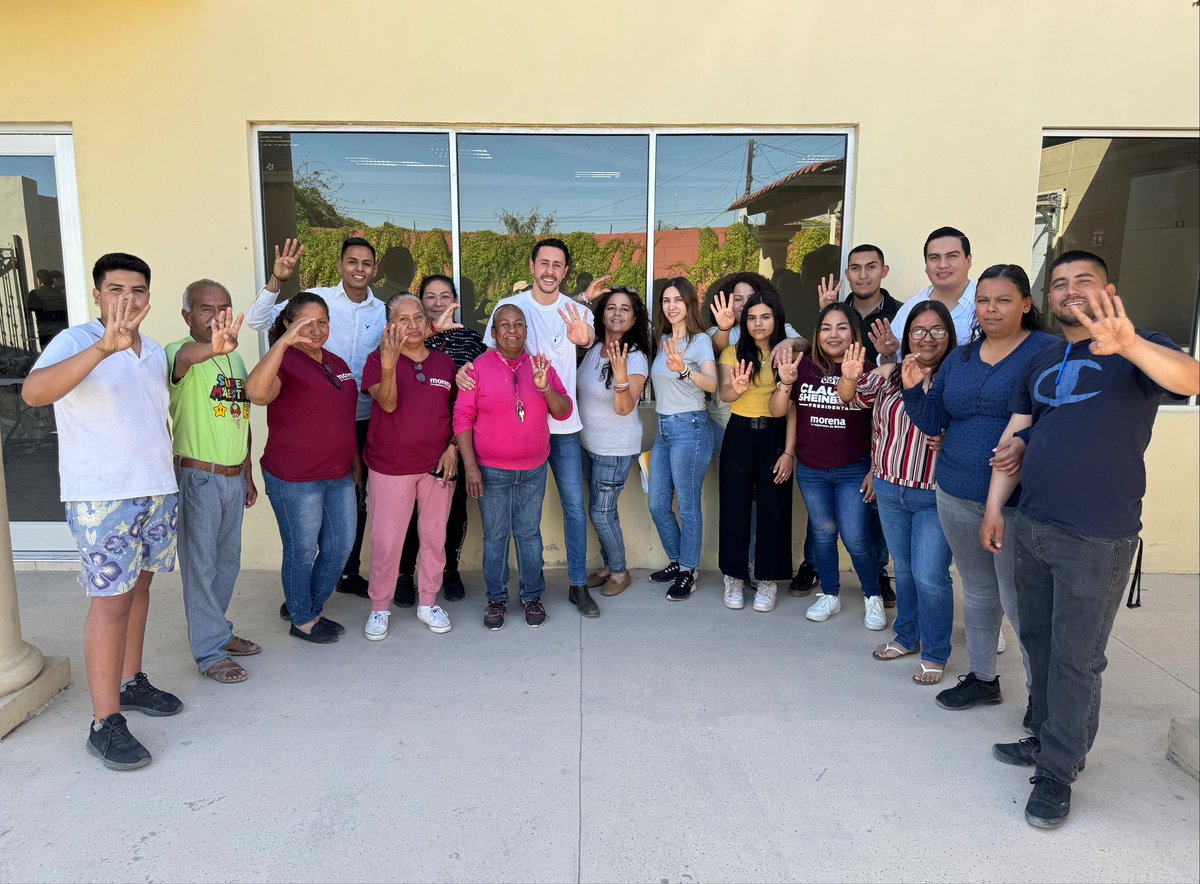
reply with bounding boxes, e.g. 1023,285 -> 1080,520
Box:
901,264 -> 1056,716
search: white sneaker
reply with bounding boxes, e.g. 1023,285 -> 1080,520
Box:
417,604 -> 452,634
364,610 -> 390,641
864,595 -> 887,631
723,575 -> 745,609
753,581 -> 777,612
997,632 -> 1007,654
806,593 -> 842,622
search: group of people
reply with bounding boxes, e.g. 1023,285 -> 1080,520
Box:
24,228 -> 1198,833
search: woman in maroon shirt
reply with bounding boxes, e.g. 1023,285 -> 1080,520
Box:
246,292 -> 360,644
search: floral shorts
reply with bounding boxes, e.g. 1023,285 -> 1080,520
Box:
64,495 -> 178,597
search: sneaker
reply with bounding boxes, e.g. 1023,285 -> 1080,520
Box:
723,575 -> 745,610
752,581 -> 778,613
997,632 -> 1008,654
1023,695 -> 1034,736
364,610 -> 390,641
880,573 -> 896,608
336,572 -> 370,598
279,602 -> 290,621
789,560 -> 818,597
417,604 -> 452,634
524,597 -> 547,628
86,713 -> 151,770
484,600 -> 506,631
864,595 -> 887,631
935,672 -> 1002,710
993,736 -> 1039,767
665,569 -> 695,601
1025,773 -> 1071,828
442,570 -> 466,602
119,672 -> 183,717
650,562 -> 681,583
806,593 -> 841,622
394,574 -> 416,607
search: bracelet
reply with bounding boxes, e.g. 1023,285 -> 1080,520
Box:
536,385 -> 550,396
678,367 -> 693,381
614,382 -> 631,391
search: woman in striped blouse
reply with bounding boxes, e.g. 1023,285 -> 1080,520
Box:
839,300 -> 957,685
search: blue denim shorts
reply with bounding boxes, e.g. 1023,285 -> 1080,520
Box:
64,495 -> 178,597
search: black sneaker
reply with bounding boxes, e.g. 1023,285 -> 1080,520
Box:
336,572 -> 370,598
1023,695 -> 1034,735
119,672 -> 183,717
569,585 -> 600,618
1025,772 -> 1071,828
318,616 -> 345,636
394,574 -> 416,607
995,737 -> 1086,772
279,602 -> 290,621
666,569 -> 695,601
442,569 -> 466,602
880,573 -> 896,608
86,713 -> 151,770
789,560 -> 818,597
649,562 -> 681,583
524,597 -> 547,628
484,600 -> 506,631
935,672 -> 1002,710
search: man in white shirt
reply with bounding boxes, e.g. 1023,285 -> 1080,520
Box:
246,236 -> 385,598
23,253 -> 182,771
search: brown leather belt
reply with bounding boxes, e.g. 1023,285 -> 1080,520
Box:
174,456 -> 244,477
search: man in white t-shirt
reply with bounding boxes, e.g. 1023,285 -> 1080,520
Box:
457,238 -> 598,615
23,253 -> 182,771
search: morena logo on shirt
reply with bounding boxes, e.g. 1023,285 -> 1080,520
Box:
430,377 -> 452,391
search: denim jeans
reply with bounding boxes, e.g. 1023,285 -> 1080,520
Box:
581,449 -> 635,574
263,469 -> 356,627
648,411 -> 712,571
936,488 -> 1028,686
873,478 -> 954,665
709,416 -> 725,464
548,432 -> 588,587
477,462 -> 548,604
1014,511 -> 1138,784
794,456 -> 880,597
176,467 -> 246,672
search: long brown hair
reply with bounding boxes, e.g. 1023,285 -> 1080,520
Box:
810,302 -> 862,377
654,277 -> 706,341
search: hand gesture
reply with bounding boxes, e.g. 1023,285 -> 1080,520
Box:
841,342 -> 866,383
456,361 -> 476,392
209,308 -> 244,356
435,445 -> 458,488
278,315 -> 318,348
464,463 -> 484,499
927,432 -> 944,452
97,295 -> 151,355
605,341 -> 629,382
770,338 -> 803,369
772,451 -> 794,484
900,354 -> 930,389
664,338 -> 686,374
775,349 -> 804,386
432,301 -> 463,333
989,436 -> 1026,476
817,274 -> 843,309
244,472 -> 258,508
1072,290 -> 1137,356
531,353 -> 551,392
581,275 -> 612,303
980,508 -> 1006,555
860,472 -> 876,504
868,318 -> 898,360
379,322 -> 403,372
730,359 -> 753,396
271,239 -> 304,282
710,291 -> 735,331
558,300 -> 592,346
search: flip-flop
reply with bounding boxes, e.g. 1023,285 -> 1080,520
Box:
912,662 -> 945,685
873,641 -> 918,661
223,636 -> 262,656
204,658 -> 248,684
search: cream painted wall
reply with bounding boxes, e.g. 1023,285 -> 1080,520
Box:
2,0 -> 1197,571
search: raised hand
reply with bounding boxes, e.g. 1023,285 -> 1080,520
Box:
209,308 -> 244,356
817,274 -> 843,309
278,315 -> 318,348
558,301 -> 592,346
581,275 -> 612,303
379,322 -> 403,371
1072,290 -> 1136,356
456,361 -> 476,392
841,342 -> 866,383
605,341 -> 629,381
664,338 -> 686,374
775,349 -> 804,386
710,291 -> 735,331
531,353 -> 551,391
97,295 -> 151,355
900,354 -> 930,389
869,317 -> 898,360
271,239 -> 304,282
433,301 -> 463,333
731,359 -> 753,396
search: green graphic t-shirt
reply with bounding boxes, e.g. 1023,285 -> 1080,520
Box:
165,336 -> 251,467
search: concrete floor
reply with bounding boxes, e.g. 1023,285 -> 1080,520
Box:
1,568 -> 1197,884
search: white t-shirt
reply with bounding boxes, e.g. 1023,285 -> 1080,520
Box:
577,343 -> 648,456
483,290 -> 582,434
889,280 -> 978,346
33,321 -> 176,501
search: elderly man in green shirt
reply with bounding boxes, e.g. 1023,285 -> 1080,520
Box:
166,279 -> 259,683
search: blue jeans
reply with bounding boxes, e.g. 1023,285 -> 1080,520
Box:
648,412 -> 712,571
548,433 -> 588,587
263,469 -> 356,627
581,450 -> 635,574
873,478 -> 953,665
795,457 -> 880,597
477,462 -> 548,604
176,467 -> 246,672
709,416 -> 725,464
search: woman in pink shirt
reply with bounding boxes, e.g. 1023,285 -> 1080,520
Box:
454,305 -> 572,632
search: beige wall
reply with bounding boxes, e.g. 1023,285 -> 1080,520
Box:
2,0 -> 1198,571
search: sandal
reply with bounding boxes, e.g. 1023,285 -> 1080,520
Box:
873,641 -> 918,661
204,658 -> 248,683
912,662 -> 945,685
223,636 -> 261,656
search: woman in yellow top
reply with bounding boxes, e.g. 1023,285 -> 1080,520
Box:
717,290 -> 797,613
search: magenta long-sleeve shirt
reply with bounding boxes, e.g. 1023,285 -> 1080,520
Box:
453,349 -> 573,470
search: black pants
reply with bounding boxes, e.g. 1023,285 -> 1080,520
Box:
343,418 -> 370,577
400,453 -> 469,576
718,415 -> 792,582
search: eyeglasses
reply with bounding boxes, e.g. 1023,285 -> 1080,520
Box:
909,326 -> 948,341
321,362 -> 342,390
412,362 -> 426,384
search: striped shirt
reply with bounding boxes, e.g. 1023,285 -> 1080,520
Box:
855,370 -> 939,490
427,328 -> 487,370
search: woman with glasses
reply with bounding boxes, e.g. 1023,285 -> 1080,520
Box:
839,301 -> 958,684
247,292 -> 360,644
360,294 -> 459,641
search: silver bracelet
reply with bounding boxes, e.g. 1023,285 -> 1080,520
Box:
614,382 -> 631,391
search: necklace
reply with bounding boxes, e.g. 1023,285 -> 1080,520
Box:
500,352 -> 529,422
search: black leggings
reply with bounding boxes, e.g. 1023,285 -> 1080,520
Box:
718,415 -> 793,582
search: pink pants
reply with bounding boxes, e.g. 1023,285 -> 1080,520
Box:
367,471 -> 454,611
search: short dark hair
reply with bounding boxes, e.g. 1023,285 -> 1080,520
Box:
923,227 -> 971,259
418,274 -> 458,300
341,236 -> 376,260
1049,249 -> 1109,281
92,253 -> 151,289
531,237 -> 571,268
847,243 -> 886,264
